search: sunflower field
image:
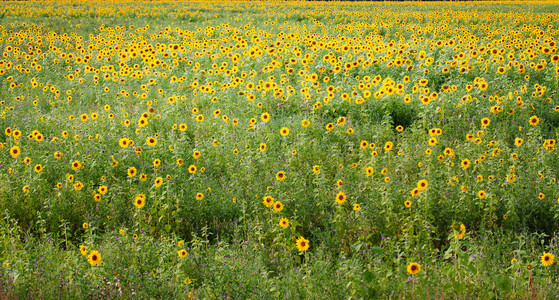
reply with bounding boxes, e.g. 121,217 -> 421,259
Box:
1,0 -> 559,298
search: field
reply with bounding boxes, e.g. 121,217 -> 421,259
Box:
1,0 -> 559,298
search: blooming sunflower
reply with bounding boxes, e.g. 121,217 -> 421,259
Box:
276,171 -> 286,182
10,146 -> 21,158
134,194 -> 146,208
335,191 -> 347,204
529,115 -> 539,126
79,245 -> 87,256
407,262 -> 421,275
541,252 -> 555,267
178,249 -> 188,258
296,236 -> 310,252
417,179 -> 428,191
188,165 -> 197,174
279,218 -> 289,228
127,167 -> 137,177
146,137 -> 157,146
273,201 -> 284,212
87,250 -> 102,266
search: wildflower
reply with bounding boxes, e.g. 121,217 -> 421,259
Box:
296,236 -> 310,252
10,146 -> 21,158
87,251 -> 102,266
134,194 -> 146,208
407,263 -> 421,275
335,192 -> 347,204
541,252 -> 555,267
279,218 -> 289,228
273,201 -> 284,212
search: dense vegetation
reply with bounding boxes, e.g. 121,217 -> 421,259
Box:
1,1 -> 559,298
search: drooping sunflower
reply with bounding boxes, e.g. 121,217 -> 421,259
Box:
541,252 -> 555,267
295,236 -> 310,252
407,262 -> 421,275
88,250 -> 102,266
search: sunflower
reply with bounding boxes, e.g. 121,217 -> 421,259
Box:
118,138 -> 129,148
146,137 -> 157,147
404,200 -> 412,208
87,250 -> 102,266
196,193 -> 204,201
188,165 -> 197,174
280,127 -> 289,136
276,171 -> 286,181
335,191 -> 347,204
154,177 -> 163,187
312,165 -> 321,174
193,151 -> 201,159
384,141 -> 393,151
71,160 -> 81,171
9,146 -> 21,158
407,262 -> 421,275
178,249 -> 188,258
273,201 -> 284,212
93,194 -> 101,202
541,252 -> 555,267
411,188 -> 420,197
79,245 -> 88,256
481,118 -> 490,127
529,115 -> 539,126
263,196 -> 274,207
261,112 -> 270,122
259,143 -> 267,152
460,159 -> 470,169
417,179 -> 428,191
478,190 -> 486,199
34,164 -> 42,173
353,204 -> 361,211
134,194 -> 146,208
301,119 -> 310,128
279,218 -> 289,228
127,167 -> 137,177
295,236 -> 310,252
82,222 -> 89,229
